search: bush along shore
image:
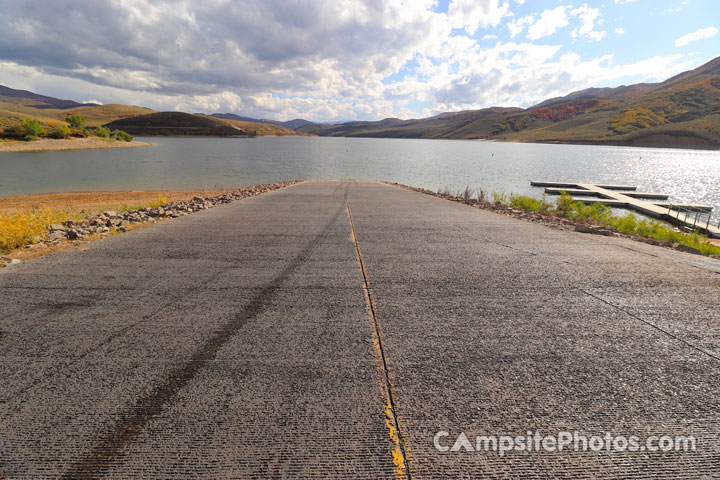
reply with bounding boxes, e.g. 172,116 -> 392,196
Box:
385,182 -> 720,258
2,115 -> 134,143
0,181 -> 301,266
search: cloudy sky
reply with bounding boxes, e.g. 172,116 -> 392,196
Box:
0,0 -> 717,122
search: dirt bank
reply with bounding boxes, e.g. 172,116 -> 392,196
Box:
0,137 -> 151,152
623,133 -> 719,149
0,189 -> 227,215
536,134 -> 719,150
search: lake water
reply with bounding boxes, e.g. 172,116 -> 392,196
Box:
1,136 -> 719,219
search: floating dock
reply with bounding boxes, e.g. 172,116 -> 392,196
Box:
531,181 -> 638,191
542,187 -> 670,200
531,181 -> 720,238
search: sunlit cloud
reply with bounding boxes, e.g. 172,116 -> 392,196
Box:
0,0 -> 712,121
675,26 -> 718,47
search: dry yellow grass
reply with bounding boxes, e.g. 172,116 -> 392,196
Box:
0,208 -> 69,252
5,218 -> 170,262
0,189 -> 228,255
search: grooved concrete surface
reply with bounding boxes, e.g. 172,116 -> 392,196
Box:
1,180 -> 719,479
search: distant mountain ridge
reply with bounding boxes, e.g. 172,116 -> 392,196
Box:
209,113 -> 314,130
1,55 -> 718,148
531,83 -> 657,108
295,55 -> 720,149
0,85 -> 97,109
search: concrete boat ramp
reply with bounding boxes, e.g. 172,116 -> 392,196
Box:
532,181 -> 720,238
1,180 -> 719,478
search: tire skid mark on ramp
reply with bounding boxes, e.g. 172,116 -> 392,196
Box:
346,201 -> 412,480
61,189 -> 350,479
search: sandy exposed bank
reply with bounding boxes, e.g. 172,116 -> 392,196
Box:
0,137 -> 151,152
0,189 -> 230,215
536,134 -> 719,150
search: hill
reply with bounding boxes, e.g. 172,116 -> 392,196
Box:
0,85 -> 156,135
299,55 -> 720,149
103,112 -> 247,136
204,114 -> 299,136
0,100 -> 154,133
0,86 -> 295,138
209,113 -> 314,130
0,85 -> 96,109
296,108 -> 525,138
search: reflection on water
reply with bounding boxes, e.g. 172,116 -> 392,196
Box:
1,136 -> 718,219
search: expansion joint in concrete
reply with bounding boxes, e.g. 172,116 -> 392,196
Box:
346,201 -> 412,480
580,287 -> 720,362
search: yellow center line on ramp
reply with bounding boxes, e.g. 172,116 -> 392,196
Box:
346,201 -> 413,480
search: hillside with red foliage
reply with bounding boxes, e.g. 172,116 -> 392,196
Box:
531,99 -> 602,122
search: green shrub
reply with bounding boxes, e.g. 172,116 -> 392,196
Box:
510,195 -> 541,211
510,194 -> 555,214
555,193 -> 612,223
65,115 -> 86,129
93,125 -> 111,138
112,130 -> 133,142
492,192 -> 509,204
20,119 -> 46,139
554,194 -> 720,256
556,192 -> 574,213
472,190 -> 720,256
51,125 -> 71,139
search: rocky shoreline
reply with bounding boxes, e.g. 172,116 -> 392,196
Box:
1,181 -> 300,266
385,182 -> 720,258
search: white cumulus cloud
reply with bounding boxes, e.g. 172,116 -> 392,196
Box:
448,0 -> 511,34
570,5 -> 606,42
526,6 -> 569,41
674,26 -> 718,47
507,15 -> 534,39
0,0 -> 709,122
